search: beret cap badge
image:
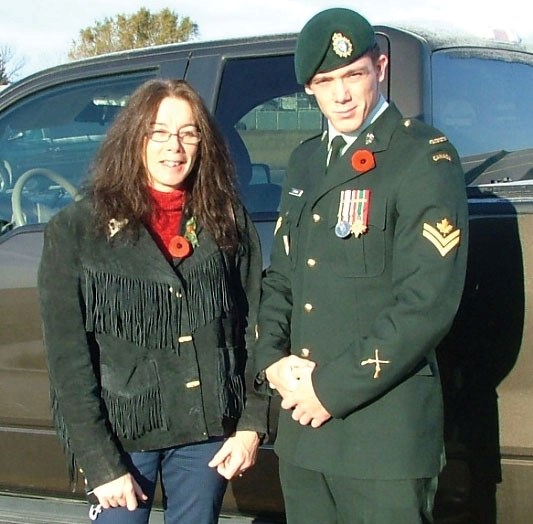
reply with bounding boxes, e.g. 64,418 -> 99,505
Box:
332,33 -> 353,58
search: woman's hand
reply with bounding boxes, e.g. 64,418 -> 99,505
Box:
208,431 -> 261,480
92,473 -> 148,511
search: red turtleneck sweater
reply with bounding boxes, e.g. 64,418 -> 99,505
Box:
146,187 -> 186,259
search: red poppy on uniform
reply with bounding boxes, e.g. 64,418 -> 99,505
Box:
351,149 -> 376,174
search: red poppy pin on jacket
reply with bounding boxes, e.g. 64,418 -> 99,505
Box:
351,149 -> 376,174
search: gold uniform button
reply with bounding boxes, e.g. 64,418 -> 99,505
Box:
307,258 -> 316,267
304,303 -> 313,312
300,348 -> 310,358
312,214 -> 321,223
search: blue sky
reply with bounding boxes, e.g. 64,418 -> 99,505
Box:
1,0 -> 532,80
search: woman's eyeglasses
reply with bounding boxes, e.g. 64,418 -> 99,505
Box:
148,125 -> 201,145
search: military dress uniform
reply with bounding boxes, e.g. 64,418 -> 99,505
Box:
254,102 -> 468,522
253,7 -> 469,523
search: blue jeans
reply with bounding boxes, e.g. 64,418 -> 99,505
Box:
89,438 -> 228,524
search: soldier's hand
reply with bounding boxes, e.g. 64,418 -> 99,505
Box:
281,367 -> 332,428
265,355 -> 315,398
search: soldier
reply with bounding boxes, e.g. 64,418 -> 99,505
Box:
254,8 -> 468,524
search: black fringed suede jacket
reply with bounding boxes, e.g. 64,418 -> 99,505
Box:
37,197 -> 267,490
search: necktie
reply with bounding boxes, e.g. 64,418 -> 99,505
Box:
327,135 -> 346,171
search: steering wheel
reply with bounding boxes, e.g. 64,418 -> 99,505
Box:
0,161 -> 11,194
11,167 -> 80,227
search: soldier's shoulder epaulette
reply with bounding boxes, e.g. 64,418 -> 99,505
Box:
400,118 -> 457,165
400,118 -> 441,140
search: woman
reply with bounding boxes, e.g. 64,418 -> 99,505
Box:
38,79 -> 267,524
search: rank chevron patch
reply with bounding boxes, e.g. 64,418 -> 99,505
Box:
422,219 -> 461,257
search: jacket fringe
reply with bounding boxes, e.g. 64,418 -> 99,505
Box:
84,268 -> 180,349
217,347 -> 244,419
181,254 -> 233,332
83,254 -> 232,348
50,387 -> 77,487
101,386 -> 168,439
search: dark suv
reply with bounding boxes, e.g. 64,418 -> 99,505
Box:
1,24 -> 533,524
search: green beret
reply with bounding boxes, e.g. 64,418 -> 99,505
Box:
295,8 -> 376,84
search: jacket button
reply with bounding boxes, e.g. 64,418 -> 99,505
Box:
300,348 -> 311,358
304,303 -> 313,312
312,214 -> 321,223
307,258 -> 316,267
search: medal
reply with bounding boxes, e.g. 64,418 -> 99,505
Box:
336,189 -> 371,239
351,221 -> 368,238
335,221 -> 351,238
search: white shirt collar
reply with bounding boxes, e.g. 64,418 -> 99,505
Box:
328,95 -> 389,151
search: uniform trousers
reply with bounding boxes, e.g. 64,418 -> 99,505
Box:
88,438 -> 227,524
279,458 -> 438,524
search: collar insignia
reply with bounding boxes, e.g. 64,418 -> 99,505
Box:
331,32 -> 353,58
423,218 -> 461,257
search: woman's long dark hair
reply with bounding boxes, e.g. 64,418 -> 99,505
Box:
86,78 -> 240,252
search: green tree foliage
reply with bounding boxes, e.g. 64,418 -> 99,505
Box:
68,7 -> 199,60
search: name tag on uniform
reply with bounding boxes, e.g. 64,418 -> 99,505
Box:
289,188 -> 303,197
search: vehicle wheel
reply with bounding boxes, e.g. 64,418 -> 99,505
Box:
11,168 -> 80,226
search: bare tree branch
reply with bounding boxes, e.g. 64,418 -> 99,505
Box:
0,44 -> 26,84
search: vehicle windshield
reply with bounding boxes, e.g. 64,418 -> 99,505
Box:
432,47 -> 533,189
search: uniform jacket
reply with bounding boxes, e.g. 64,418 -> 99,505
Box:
254,103 -> 469,479
38,197 -> 267,490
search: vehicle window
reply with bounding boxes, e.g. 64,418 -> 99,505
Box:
431,48 -> 533,190
0,73 -> 153,233
215,55 -> 323,218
